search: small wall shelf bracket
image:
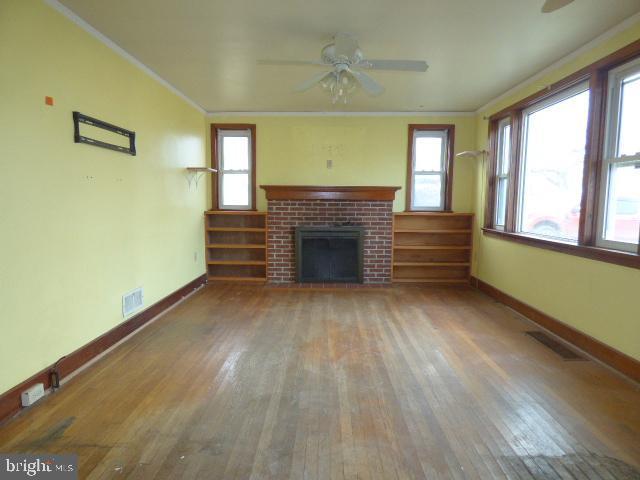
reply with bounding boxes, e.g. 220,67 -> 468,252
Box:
186,167 -> 217,189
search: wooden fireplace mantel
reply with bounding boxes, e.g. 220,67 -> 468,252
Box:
260,185 -> 401,201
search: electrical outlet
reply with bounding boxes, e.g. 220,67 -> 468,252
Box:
21,383 -> 45,407
326,159 -> 333,169
194,251 -> 198,262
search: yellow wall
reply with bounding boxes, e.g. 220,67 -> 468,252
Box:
0,0 -> 207,394
2,1 -> 637,398
473,21 -> 640,361
207,115 -> 478,212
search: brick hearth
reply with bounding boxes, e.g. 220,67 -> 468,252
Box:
267,199 -> 393,284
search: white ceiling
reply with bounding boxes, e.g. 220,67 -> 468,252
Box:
58,0 -> 640,112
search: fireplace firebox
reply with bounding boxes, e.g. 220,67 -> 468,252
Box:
295,226 -> 364,283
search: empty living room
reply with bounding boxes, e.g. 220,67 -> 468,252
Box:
1,0 -> 640,478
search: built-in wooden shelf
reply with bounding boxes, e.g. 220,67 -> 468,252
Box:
207,244 -> 266,249
393,262 -> 471,267
206,210 -> 263,215
207,260 -> 266,266
207,276 -> 267,283
392,213 -> 473,285
207,227 -> 266,232
394,245 -> 471,250
392,278 -> 469,284
394,212 -> 471,216
395,229 -> 472,234
205,210 -> 267,283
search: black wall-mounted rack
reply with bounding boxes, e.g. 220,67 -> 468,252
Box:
73,111 -> 136,156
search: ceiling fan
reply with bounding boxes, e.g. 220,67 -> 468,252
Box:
258,33 -> 428,104
541,0 -> 575,13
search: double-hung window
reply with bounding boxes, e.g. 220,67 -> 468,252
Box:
212,125 -> 256,210
518,83 -> 590,241
597,59 -> 640,252
484,40 -> 640,268
407,125 -> 454,211
494,118 -> 511,229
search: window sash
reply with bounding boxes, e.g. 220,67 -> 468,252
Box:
495,175 -> 509,228
596,158 -> 639,252
595,59 -> 640,251
412,172 -> 445,210
411,129 -> 447,211
494,118 -> 511,228
516,82 -> 589,241
217,129 -> 252,210
602,57 -> 640,161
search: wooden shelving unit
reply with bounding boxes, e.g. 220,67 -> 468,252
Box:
392,212 -> 473,284
205,211 -> 267,283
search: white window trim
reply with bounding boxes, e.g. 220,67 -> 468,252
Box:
217,129 -> 252,210
411,129 -> 447,211
494,118 -> 511,229
596,58 -> 640,252
516,81 -> 590,241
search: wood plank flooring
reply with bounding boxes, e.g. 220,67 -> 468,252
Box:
0,285 -> 638,479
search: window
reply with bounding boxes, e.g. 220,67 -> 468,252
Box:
484,41 -> 640,269
597,59 -> 640,252
407,125 -> 454,211
518,83 -> 590,241
494,118 -> 511,228
212,124 -> 256,210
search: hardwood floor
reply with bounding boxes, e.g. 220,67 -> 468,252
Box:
1,285 -> 638,479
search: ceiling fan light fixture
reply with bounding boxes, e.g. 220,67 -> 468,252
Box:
321,71 -> 357,104
320,73 -> 335,90
260,33 -> 427,104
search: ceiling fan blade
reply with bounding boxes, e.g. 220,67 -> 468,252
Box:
334,33 -> 359,61
347,68 -> 385,96
541,0 -> 575,13
359,59 -> 429,72
258,59 -> 326,67
294,70 -> 333,92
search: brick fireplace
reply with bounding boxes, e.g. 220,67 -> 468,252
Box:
261,186 -> 400,284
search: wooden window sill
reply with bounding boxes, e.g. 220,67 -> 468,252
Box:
404,209 -> 454,213
481,228 -> 640,270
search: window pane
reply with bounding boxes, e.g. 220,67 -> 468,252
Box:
519,89 -> 589,241
618,75 -> 640,157
603,162 -> 640,244
222,173 -> 249,206
494,121 -> 511,228
499,124 -> 511,175
413,174 -> 442,208
496,177 -> 508,226
222,135 -> 249,170
415,136 -> 443,172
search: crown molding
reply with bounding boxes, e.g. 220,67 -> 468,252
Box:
43,0 -> 206,115
206,111 -> 476,117
476,11 -> 640,115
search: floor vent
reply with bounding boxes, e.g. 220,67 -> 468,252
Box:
122,287 -> 144,317
525,331 -> 585,361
